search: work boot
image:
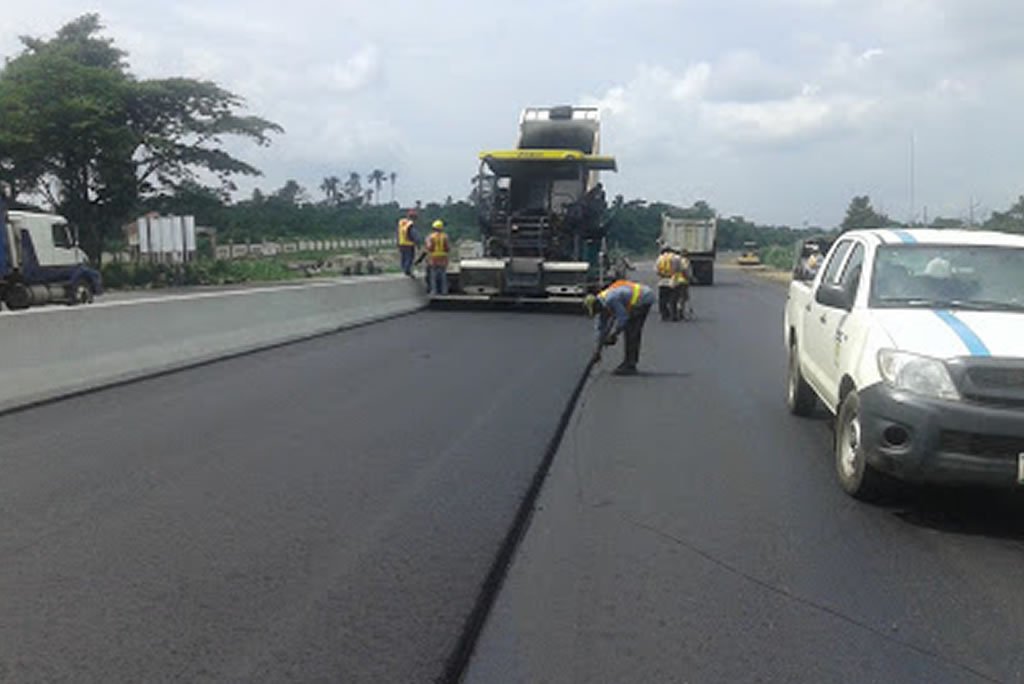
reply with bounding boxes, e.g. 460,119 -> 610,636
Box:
613,364 -> 637,376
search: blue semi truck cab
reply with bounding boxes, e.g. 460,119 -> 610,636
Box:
0,200 -> 103,311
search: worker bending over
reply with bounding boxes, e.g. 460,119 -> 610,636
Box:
423,219 -> 450,295
584,279 -> 655,375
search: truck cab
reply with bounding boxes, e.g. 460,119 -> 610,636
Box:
785,229 -> 1024,499
1,207 -> 102,310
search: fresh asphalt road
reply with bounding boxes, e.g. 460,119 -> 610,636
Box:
0,308 -> 590,682
467,266 -> 1024,684
6,268 -> 1024,684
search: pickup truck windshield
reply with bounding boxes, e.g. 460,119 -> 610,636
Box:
871,244 -> 1024,311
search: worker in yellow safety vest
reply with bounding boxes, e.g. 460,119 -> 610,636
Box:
655,246 -> 682,321
583,279 -> 656,375
423,219 -> 450,295
396,209 -> 419,276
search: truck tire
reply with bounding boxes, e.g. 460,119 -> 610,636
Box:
786,341 -> 816,416
834,390 -> 889,501
68,280 -> 94,306
4,284 -> 30,310
703,265 -> 714,285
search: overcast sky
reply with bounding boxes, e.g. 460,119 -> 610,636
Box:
3,0 -> 1023,227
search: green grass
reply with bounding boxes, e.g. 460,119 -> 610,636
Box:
761,245 -> 794,271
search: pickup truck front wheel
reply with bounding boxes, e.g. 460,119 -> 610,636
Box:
835,390 -> 889,500
787,341 -> 816,416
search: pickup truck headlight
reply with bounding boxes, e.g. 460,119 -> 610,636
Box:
877,349 -> 960,400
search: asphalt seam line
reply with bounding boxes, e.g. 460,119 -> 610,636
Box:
441,355 -> 598,684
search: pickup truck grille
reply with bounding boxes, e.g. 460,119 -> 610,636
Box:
949,359 -> 1024,408
939,431 -> 1024,459
967,367 -> 1024,391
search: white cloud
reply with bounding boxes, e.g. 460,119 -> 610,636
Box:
319,46 -> 380,94
3,0 -> 1024,225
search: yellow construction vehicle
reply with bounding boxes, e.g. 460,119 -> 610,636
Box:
431,106 -> 618,307
737,241 -> 762,266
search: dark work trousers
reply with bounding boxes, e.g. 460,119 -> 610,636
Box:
623,304 -> 651,368
658,285 -> 678,321
399,246 -> 415,275
675,283 -> 690,320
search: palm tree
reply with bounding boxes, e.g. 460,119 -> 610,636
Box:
320,175 -> 340,204
389,171 -> 397,203
368,169 -> 386,206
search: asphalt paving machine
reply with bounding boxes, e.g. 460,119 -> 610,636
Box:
431,106 -> 618,308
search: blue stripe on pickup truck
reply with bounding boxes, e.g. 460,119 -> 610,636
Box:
891,230 -> 917,244
934,310 -> 991,357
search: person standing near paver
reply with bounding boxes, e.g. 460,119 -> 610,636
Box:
396,209 -> 419,276
423,219 -> 450,295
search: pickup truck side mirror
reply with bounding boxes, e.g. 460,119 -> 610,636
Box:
815,283 -> 853,310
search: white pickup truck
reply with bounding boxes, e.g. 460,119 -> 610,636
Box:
784,229 -> 1024,500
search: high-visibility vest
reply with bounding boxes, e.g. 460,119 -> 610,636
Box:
397,218 -> 414,246
426,231 -> 449,266
673,257 -> 689,285
656,253 -> 674,278
599,281 -> 643,311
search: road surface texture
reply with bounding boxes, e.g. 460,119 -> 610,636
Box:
466,266 -> 1024,684
0,309 -> 590,682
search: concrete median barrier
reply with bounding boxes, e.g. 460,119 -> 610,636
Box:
0,275 -> 427,412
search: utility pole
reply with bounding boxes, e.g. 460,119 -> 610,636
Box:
909,133 -> 916,226
968,196 -> 982,228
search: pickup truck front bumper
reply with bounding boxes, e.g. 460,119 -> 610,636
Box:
859,383 -> 1024,487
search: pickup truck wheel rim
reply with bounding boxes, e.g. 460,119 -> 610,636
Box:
840,411 -> 861,479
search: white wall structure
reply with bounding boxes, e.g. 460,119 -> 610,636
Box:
0,275 -> 426,412
134,215 -> 199,262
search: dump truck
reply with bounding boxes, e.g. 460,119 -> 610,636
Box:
0,200 -> 103,310
441,106 -> 617,303
659,214 -> 717,284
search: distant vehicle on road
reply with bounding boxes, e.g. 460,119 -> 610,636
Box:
784,228 -> 1024,499
659,214 -> 717,284
0,201 -> 103,311
736,241 -> 761,266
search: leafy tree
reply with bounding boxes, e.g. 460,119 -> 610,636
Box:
272,179 -> 307,205
342,172 -> 363,204
930,216 -> 965,229
0,14 -> 281,261
388,171 -> 397,202
983,195 -> 1024,234
840,195 -> 891,233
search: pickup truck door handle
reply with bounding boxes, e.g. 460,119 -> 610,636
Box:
805,304 -> 811,312
819,314 -> 827,324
